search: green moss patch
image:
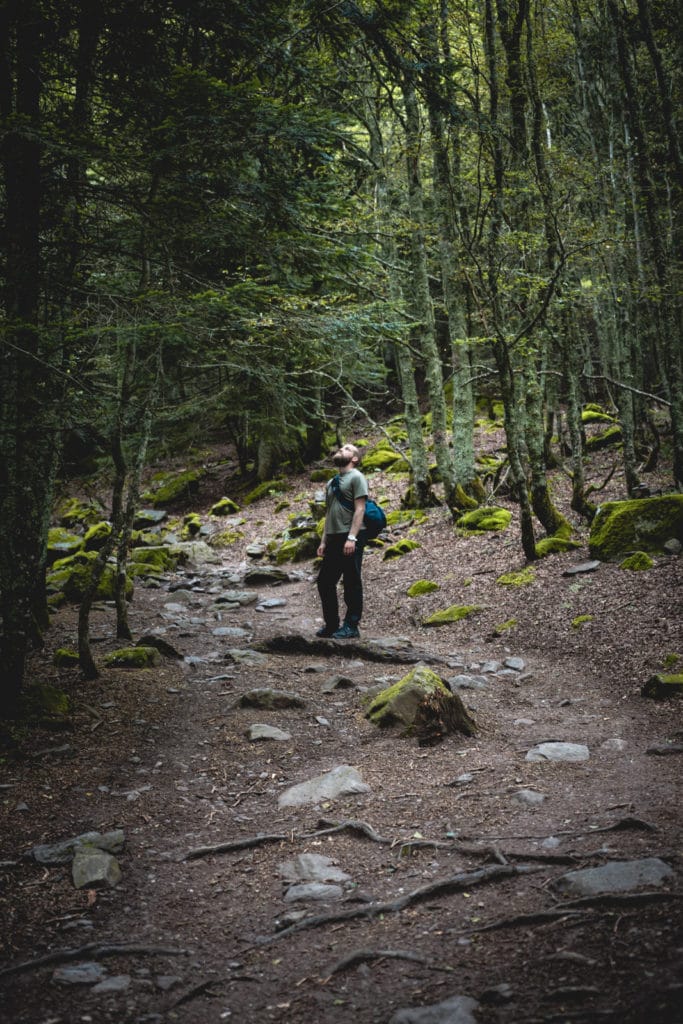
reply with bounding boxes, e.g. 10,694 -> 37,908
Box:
423,604 -> 482,626
47,528 -> 84,565
145,469 -> 203,507
83,521 -> 112,551
619,551 -> 654,571
407,580 -> 440,597
572,614 -> 594,629
53,647 -> 80,668
364,664 -> 450,729
456,506 -> 512,534
641,673 -> 683,699
535,535 -> 582,557
585,425 -> 623,451
130,546 -> 181,572
496,567 -> 536,587
210,530 -> 245,548
494,619 -> 517,634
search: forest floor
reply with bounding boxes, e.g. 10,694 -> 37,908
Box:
1,424 -> 682,1024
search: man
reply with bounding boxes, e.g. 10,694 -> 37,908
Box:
316,442 -> 368,639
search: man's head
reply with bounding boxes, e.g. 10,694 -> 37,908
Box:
332,443 -> 361,469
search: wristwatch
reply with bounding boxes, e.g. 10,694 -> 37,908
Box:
347,534 -> 357,542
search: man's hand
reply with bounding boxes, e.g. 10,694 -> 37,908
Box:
317,541 -> 326,557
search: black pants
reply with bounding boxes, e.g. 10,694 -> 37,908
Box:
317,533 -> 364,630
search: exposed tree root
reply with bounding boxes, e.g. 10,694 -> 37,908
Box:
182,833 -> 287,861
0,943 -> 190,980
466,890 -> 680,935
323,947 -> 455,979
304,818 -> 391,843
256,863 -> 542,944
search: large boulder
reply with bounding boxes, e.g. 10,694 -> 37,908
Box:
364,663 -> 477,742
589,495 -> 683,561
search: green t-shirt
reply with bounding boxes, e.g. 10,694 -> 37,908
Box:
325,468 -> 368,535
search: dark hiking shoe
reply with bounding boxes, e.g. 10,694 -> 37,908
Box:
316,626 -> 338,638
332,623 -> 360,639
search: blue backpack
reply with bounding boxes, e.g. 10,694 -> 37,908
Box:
330,475 -> 387,540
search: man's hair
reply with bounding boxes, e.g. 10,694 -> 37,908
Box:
348,444 -> 362,467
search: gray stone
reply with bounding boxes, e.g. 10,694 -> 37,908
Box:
278,765 -> 370,808
503,656 -> 525,672
601,737 -> 627,752
32,829 -> 125,866
246,724 -> 292,742
168,541 -> 222,565
72,847 -> 122,889
447,674 -> 488,691
390,994 -> 480,1024
244,565 -> 289,584
256,598 -> 288,610
212,626 -> 251,638
225,649 -> 269,666
52,962 -> 107,985
480,661 -> 501,674
562,560 -> 601,576
216,590 -> 259,605
553,858 -> 675,897
156,975 -> 182,991
512,789 -> 546,807
663,537 -> 682,554
321,674 -> 357,692
278,853 -> 350,884
526,742 -> 590,762
284,882 -> 344,902
92,974 -> 131,994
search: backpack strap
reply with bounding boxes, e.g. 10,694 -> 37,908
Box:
330,474 -> 354,512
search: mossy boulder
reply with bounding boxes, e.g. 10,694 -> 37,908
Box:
384,457 -> 411,475
145,469 -> 203,507
47,527 -> 84,565
585,425 -> 623,451
364,664 -> 450,730
581,406 -> 616,424
181,513 -> 203,539
423,604 -> 481,626
103,646 -> 162,669
456,506 -> 512,534
497,567 -> 535,587
53,647 -> 80,668
589,495 -> 683,561
360,446 -> 406,472
47,554 -> 133,602
382,539 -> 420,561
130,545 -> 182,572
243,478 -> 286,504
20,682 -> 70,721
273,533 -> 319,564
620,551 -> 654,571
641,673 -> 683,700
55,497 -> 105,528
310,468 -> 336,482
407,579 -> 440,597
210,529 -> 245,548
572,614 -> 594,629
83,521 -> 112,551
210,497 -> 240,516
386,509 -> 427,527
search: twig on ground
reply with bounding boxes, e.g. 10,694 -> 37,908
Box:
256,863 -> 542,944
0,943 -> 190,980
182,833 -> 288,861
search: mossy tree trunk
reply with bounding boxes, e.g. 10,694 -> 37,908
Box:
402,79 -> 456,508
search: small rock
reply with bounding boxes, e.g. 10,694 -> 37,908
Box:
526,742 -> 590,762
284,882 -> 344,902
390,994 -> 480,1024
553,858 -> 674,897
447,674 -> 488,691
155,975 -> 182,991
52,962 -> 107,986
92,974 -> 131,994
512,789 -> 546,806
278,764 -> 370,808
246,724 -> 292,742
562,560 -> 601,575
72,847 -> 122,889
601,738 -> 627,752
503,656 -> 525,671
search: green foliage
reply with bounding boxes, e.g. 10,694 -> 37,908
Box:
619,551 -> 654,571
407,580 -> 440,597
103,647 -> 162,669
423,605 -> 482,625
496,568 -> 536,587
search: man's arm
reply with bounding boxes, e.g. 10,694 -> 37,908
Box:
344,495 -> 366,554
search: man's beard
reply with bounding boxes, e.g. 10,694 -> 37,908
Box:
333,452 -> 352,467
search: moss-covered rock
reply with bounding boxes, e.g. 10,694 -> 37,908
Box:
273,533 -> 319,564
360,446 -> 406,472
83,521 -> 112,551
310,468 -> 336,482
423,604 -> 482,625
47,527 -> 84,565
103,646 -> 162,668
384,457 -> 411,475
581,406 -> 616,424
386,509 -> 428,527
47,553 -> 133,602
572,614 -> 594,629
364,664 -> 450,729
494,618 -> 517,634
55,497 -> 105,528
130,545 -> 182,572
210,497 -> 240,516
456,506 -> 512,534
620,550 -> 654,571
496,567 -> 535,586
382,539 -> 420,561
209,529 -> 245,548
243,478 -> 286,504
53,647 -> 80,668
589,495 -> 683,561
585,425 -> 623,451
181,513 -> 203,539
407,579 -> 440,597
145,469 -> 203,507
20,682 -> 71,721
641,673 -> 683,700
